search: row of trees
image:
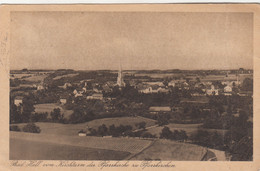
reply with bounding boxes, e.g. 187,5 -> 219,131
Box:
88,124 -> 133,137
10,123 -> 41,133
160,127 -> 188,142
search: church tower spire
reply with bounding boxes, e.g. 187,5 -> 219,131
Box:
117,59 -> 125,88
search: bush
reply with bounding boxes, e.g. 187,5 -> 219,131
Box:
135,121 -> 146,129
141,132 -> 156,138
160,127 -> 187,141
22,123 -> 41,133
10,125 -> 21,132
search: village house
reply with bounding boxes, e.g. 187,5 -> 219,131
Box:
140,86 -> 157,94
63,83 -> 72,89
144,81 -> 164,87
60,97 -> 67,105
206,85 -> 219,95
168,80 -> 176,87
157,87 -> 170,93
73,88 -> 84,97
14,96 -> 23,106
224,85 -> 232,93
37,85 -> 44,91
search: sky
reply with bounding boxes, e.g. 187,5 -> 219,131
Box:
10,12 -> 253,70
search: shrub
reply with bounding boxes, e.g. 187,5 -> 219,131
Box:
141,132 -> 156,138
10,125 -> 21,132
22,123 -> 41,133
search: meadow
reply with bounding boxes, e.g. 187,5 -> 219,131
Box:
10,131 -> 152,158
85,116 -> 157,130
34,103 -> 73,119
53,73 -> 79,80
10,136 -> 130,160
146,123 -> 228,137
11,116 -> 157,136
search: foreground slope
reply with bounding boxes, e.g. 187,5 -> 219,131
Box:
130,139 -> 207,161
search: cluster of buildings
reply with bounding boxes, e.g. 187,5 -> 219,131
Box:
13,67 -> 252,109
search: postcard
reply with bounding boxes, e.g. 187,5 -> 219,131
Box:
0,4 -> 260,171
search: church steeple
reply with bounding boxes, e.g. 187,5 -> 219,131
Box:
117,60 -> 125,88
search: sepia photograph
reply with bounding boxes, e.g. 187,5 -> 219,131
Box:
6,6 -> 256,163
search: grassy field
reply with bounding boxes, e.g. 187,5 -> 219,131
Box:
85,116 -> 157,130
23,74 -> 48,82
131,139 -> 207,161
10,131 -> 152,155
10,73 -> 48,82
34,103 -> 73,119
10,73 -> 34,79
10,137 -> 130,160
11,116 -> 157,136
53,73 -> 79,80
146,123 -> 228,137
135,73 -> 182,78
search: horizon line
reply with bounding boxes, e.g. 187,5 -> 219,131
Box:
10,68 -> 254,71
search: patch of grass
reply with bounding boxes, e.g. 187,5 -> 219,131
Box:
10,131 -> 153,154
85,116 -> 157,130
146,123 -> 227,137
34,103 -> 73,119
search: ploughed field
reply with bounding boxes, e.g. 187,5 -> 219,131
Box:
146,123 -> 228,137
130,139 -> 207,161
10,131 -> 208,161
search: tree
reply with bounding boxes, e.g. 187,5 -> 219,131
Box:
157,113 -> 170,126
21,96 -> 35,122
97,124 -> 108,136
241,78 -> 253,91
22,68 -> 28,72
141,132 -> 156,138
163,80 -> 169,87
135,121 -> 146,130
10,125 -> 21,132
50,108 -> 64,122
160,126 -> 172,139
22,123 -> 41,133
10,102 -> 21,123
179,130 -> 188,141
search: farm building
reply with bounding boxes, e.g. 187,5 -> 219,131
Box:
14,96 -> 23,106
149,106 -> 171,114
